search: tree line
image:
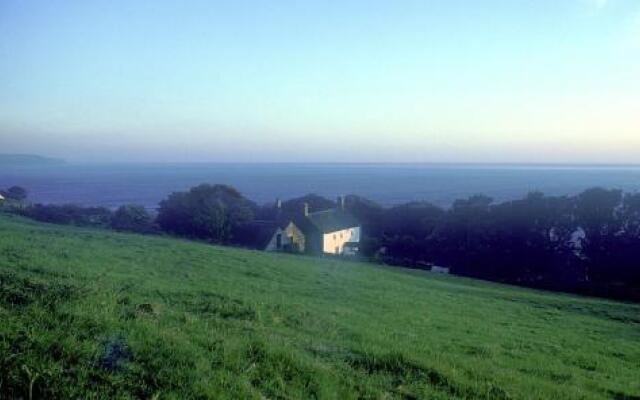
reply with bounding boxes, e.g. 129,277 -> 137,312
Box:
3,184 -> 639,301
346,189 -> 640,301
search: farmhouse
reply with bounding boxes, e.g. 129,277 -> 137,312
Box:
261,197 -> 361,256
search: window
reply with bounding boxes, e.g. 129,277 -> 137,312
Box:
340,232 -> 343,239
333,233 -> 336,240
335,246 -> 339,254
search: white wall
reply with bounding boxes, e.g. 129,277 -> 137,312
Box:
322,226 -> 360,254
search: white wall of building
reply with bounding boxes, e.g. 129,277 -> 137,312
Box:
322,226 -> 361,254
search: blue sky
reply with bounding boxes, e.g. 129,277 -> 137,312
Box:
1,0 -> 639,163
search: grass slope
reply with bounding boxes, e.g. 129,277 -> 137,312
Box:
0,214 -> 638,399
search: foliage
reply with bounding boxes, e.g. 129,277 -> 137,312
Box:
0,214 -> 638,399
157,184 -> 255,243
110,204 -> 155,233
343,194 -> 385,237
1,186 -> 28,201
343,189 -> 640,301
19,203 -> 113,227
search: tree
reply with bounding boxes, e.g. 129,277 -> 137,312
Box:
344,194 -> 385,239
620,192 -> 640,239
110,204 -> 155,233
377,201 -> 445,263
486,193 -> 575,283
3,186 -> 27,201
609,193 -> 640,287
430,195 -> 494,276
574,188 -> 623,282
157,184 -> 255,243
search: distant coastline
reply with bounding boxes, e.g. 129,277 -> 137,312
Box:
0,154 -> 65,167
24,160 -> 640,171
16,160 -> 640,171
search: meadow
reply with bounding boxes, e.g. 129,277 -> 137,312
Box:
0,213 -> 638,399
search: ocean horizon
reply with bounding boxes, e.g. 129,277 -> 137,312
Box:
1,162 -> 639,210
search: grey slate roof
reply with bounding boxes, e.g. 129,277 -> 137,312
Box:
295,209 -> 359,234
236,220 -> 282,249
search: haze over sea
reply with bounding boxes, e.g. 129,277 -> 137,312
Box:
1,163 -> 639,210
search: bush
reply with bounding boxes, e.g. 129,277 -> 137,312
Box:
20,204 -> 112,227
110,204 -> 155,233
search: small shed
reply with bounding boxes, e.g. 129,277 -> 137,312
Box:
430,265 -> 450,274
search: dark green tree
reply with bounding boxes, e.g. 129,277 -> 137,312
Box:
111,204 -> 155,233
3,186 -> 28,201
157,184 -> 255,243
574,188 -> 623,282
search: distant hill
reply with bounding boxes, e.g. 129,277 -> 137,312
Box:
0,154 -> 65,166
0,213 -> 638,399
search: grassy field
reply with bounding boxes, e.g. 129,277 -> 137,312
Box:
0,214 -> 638,399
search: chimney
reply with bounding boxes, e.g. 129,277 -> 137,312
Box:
337,195 -> 345,210
276,198 -> 282,209
304,202 -> 309,217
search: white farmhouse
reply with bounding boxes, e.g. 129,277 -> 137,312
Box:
262,196 -> 361,256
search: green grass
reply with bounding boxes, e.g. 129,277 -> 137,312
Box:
0,214 -> 639,399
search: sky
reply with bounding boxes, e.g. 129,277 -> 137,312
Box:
0,0 -> 639,163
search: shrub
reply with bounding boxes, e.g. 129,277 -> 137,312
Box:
110,204 -> 155,233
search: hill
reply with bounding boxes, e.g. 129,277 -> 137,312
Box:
0,214 -> 638,399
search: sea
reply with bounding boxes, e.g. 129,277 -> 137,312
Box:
1,163 -> 639,210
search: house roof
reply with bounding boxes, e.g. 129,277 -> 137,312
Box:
296,208 -> 359,234
236,220 -> 282,249
0,194 -> 4,200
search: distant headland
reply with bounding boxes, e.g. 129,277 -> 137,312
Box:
0,154 -> 66,166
